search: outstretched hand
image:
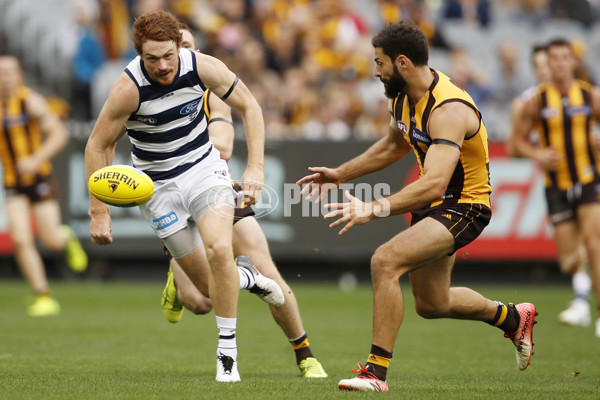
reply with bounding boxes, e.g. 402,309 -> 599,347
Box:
323,191 -> 378,235
296,166 -> 342,204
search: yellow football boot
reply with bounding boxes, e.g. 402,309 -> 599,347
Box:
299,357 -> 328,378
27,295 -> 60,317
161,266 -> 183,323
61,225 -> 88,273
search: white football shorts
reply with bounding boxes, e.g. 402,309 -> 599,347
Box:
138,147 -> 235,242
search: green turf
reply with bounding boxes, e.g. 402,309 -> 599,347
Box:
0,279 -> 599,399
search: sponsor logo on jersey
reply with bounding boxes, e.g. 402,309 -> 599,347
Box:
153,211 -> 178,231
565,105 -> 591,117
160,92 -> 174,100
214,169 -> 228,177
180,100 -> 200,115
135,115 -> 158,125
442,213 -> 452,221
410,127 -> 431,145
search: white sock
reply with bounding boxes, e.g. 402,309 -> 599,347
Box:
216,316 -> 237,359
573,270 -> 592,302
238,266 -> 255,290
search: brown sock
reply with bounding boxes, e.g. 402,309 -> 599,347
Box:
490,302 -> 520,334
290,333 -> 314,365
365,344 -> 392,381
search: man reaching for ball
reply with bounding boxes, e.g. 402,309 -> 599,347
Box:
85,11 -> 275,382
156,22 -> 327,379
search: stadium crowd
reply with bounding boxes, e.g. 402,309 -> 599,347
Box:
3,0 -> 600,141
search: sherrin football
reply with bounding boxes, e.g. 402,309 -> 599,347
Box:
88,165 -> 154,207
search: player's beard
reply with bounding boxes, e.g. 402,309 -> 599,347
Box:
382,65 -> 406,99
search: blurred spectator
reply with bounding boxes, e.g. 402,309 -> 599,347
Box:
448,47 -> 492,107
549,0 -> 593,28
409,0 -> 452,50
489,41 -> 529,108
301,83 -> 352,141
98,0 -> 132,60
442,0 -> 492,27
71,0 -> 106,121
571,38 -> 595,84
354,97 -> 390,140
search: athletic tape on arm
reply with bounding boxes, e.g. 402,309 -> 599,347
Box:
219,77 -> 239,101
432,138 -> 461,150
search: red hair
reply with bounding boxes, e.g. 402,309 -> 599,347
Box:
132,11 -> 182,55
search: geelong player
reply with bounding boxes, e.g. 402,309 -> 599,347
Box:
85,11 -> 279,382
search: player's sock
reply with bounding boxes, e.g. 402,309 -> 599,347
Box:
290,332 -> 315,364
572,270 -> 591,303
237,266 -> 255,290
489,301 -> 520,333
216,316 -> 237,359
364,344 -> 392,381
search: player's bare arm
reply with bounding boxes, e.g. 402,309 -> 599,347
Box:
589,86 -> 600,154
506,96 -> 524,158
296,124 -> 410,203
514,95 -> 562,170
206,91 -> 234,161
85,73 -> 139,245
195,52 -> 264,205
18,92 -> 68,175
324,102 -> 468,234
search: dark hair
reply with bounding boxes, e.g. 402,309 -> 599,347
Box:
547,37 -> 571,51
132,11 -> 182,55
530,43 -> 547,62
371,22 -> 429,66
178,22 -> 193,36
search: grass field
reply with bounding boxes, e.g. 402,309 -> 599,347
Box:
0,279 -> 599,399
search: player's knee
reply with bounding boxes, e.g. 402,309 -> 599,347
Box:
558,253 -> 580,274
582,232 -> 600,256
414,302 -> 446,319
12,235 -> 35,250
185,297 -> 212,315
205,239 -> 232,262
371,247 -> 407,280
39,235 -> 66,252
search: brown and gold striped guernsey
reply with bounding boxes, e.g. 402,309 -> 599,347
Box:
0,86 -> 52,188
392,69 -> 491,208
535,80 -> 598,190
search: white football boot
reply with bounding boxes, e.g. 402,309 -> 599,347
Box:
216,352 -> 240,382
236,256 -> 285,307
558,300 -> 591,327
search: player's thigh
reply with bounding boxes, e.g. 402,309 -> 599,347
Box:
376,217 -> 456,270
576,202 -> 600,249
5,195 -> 34,244
196,204 -> 234,253
32,199 -> 63,247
